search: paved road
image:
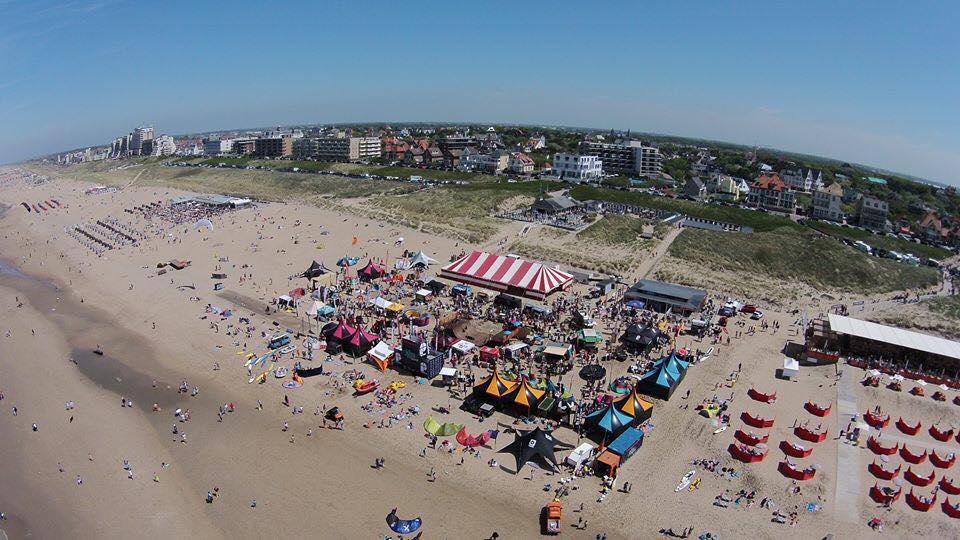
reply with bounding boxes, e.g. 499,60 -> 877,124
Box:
835,366 -> 861,523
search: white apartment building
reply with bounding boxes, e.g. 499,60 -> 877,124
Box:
552,153 -> 602,182
130,126 -> 154,155
780,167 -> 823,192
303,137 -> 382,161
203,139 -> 235,156
635,144 -> 662,177
811,182 -> 843,222
150,135 -> 177,156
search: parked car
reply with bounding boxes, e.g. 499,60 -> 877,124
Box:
719,306 -> 736,317
750,311 -> 764,320
740,304 -> 757,313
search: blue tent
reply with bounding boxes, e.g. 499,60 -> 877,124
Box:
584,403 -> 633,436
635,351 -> 689,400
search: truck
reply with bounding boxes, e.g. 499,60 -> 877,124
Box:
543,500 -> 562,534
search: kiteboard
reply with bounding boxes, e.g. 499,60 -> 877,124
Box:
675,470 -> 696,492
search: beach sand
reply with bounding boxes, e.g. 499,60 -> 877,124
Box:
0,170 -> 956,539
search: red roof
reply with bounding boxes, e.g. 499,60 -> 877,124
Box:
752,174 -> 786,191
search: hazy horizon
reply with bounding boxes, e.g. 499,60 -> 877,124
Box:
1,1 -> 957,185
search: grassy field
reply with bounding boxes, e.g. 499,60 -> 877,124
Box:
805,220 -> 951,260
666,227 -> 939,294
569,185 -> 801,232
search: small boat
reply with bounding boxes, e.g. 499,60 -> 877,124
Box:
274,366 -> 289,378
279,344 -> 297,355
353,379 -> 379,395
675,470 -> 696,492
93,348 -> 104,356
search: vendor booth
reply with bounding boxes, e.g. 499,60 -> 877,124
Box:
594,427 -> 644,477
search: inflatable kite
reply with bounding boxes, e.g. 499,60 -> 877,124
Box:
386,508 -> 422,535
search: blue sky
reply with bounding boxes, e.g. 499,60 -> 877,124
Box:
1,1 -> 957,183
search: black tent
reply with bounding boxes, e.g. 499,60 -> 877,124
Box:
302,260 -> 330,279
579,364 -> 607,382
498,427 -> 571,474
622,324 -> 663,348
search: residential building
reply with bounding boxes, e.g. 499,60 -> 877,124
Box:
203,139 -> 234,156
233,139 -> 257,156
292,138 -> 319,159
683,177 -> 707,201
711,174 -> 742,201
381,137 -> 409,161
917,211 -> 960,245
507,152 -> 535,174
578,141 -> 633,175
405,147 -> 424,165
472,151 -> 509,174
780,167 -> 823,192
442,148 -> 463,168
254,135 -> 293,158
855,195 -> 889,231
457,147 -> 482,170
636,145 -> 662,177
811,182 -> 844,222
423,145 -> 444,166
551,153 -> 602,182
576,140 -> 661,177
525,135 -> 546,151
747,174 -> 796,213
130,126 -> 154,156
307,137 -> 382,161
150,135 -> 177,156
438,136 -> 476,152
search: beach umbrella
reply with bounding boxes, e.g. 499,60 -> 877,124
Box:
625,300 -> 644,309
194,218 -> 214,231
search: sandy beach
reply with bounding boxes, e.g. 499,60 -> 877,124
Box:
1,170 -> 957,539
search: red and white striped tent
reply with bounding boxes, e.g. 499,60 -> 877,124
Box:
439,250 -> 574,300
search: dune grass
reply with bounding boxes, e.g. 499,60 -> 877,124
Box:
576,214 -> 650,246
666,227 -> 939,293
569,185 -> 801,232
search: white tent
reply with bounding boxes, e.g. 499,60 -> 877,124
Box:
368,341 -> 393,362
782,358 -> 800,379
370,296 -> 393,310
408,250 -> 438,267
450,340 -> 476,354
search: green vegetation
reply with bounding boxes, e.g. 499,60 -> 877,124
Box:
569,185 -> 801,232
576,214 -> 650,246
662,157 -> 690,182
805,221 -> 951,260
367,180 -> 545,243
927,295 -> 960,321
668,228 -> 939,293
